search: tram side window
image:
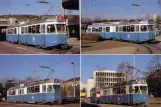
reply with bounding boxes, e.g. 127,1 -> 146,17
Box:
22,89 -> 24,94
119,27 -> 123,32
28,26 -> 32,33
25,27 -> 28,34
36,25 -> 40,33
41,25 -> 45,33
31,87 -> 35,93
106,27 -> 110,32
32,26 -> 36,33
42,85 -> 46,92
127,26 -> 130,32
135,26 -> 139,32
47,85 -> 53,92
141,25 -> 147,32
99,27 -> 102,32
14,28 -> 17,34
47,24 -> 55,33
35,86 -> 40,93
56,24 -> 66,33
116,26 -> 118,32
120,87 -> 126,94
131,25 -> 135,32
21,27 -> 24,34
123,26 -> 127,32
140,86 -> 147,93
92,28 -> 95,32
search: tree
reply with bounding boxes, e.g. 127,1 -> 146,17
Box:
81,88 -> 86,93
116,61 -> 134,81
146,55 -> 161,97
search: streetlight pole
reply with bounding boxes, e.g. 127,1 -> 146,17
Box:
71,62 -> 75,98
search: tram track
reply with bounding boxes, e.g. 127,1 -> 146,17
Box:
139,43 -> 161,54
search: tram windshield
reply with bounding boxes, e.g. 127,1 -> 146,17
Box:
47,85 -> 54,92
140,86 -> 148,93
56,24 -> 66,33
147,25 -> 154,31
53,85 -> 60,92
134,86 -> 140,93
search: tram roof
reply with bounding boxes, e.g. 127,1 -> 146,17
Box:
8,79 -> 60,90
7,18 -> 65,28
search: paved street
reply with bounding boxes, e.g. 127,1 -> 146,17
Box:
81,102 -> 161,107
0,42 -> 80,54
0,102 -> 79,107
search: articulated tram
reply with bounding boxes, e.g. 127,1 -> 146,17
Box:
6,16 -> 67,48
90,79 -> 148,105
87,19 -> 155,43
7,79 -> 62,104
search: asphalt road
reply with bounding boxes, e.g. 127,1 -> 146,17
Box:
0,42 -> 80,54
0,102 -> 79,107
81,102 -> 161,107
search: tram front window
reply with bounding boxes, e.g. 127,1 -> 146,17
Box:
134,86 -> 140,94
56,24 -> 66,33
147,25 -> 154,31
141,25 -> 147,32
47,85 -> 54,92
53,85 -> 60,92
140,86 -> 147,93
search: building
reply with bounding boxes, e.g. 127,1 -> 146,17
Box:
87,77 -> 95,98
94,70 -> 126,88
80,82 -> 87,91
61,77 -> 80,97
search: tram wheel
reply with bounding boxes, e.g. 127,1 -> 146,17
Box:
57,100 -> 62,105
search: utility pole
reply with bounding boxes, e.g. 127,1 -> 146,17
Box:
61,0 -> 65,17
71,62 -> 75,98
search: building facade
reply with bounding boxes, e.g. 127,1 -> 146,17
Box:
94,70 -> 126,88
87,77 -> 95,98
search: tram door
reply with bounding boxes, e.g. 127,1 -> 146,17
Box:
135,25 -> 139,42
42,85 -> 46,103
0,27 -> 6,41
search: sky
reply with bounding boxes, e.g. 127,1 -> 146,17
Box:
0,55 -> 80,81
82,0 -> 161,19
81,55 -> 157,83
0,0 -> 78,15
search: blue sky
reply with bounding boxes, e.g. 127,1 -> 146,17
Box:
81,55 -> 155,83
82,0 -> 161,19
0,55 -> 80,81
0,0 -> 78,15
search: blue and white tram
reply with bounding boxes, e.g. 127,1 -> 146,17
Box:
87,19 -> 155,43
90,79 -> 148,105
6,17 -> 67,48
7,79 -> 62,104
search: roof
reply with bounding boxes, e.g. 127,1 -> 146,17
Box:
63,77 -> 80,83
8,79 -> 60,90
7,18 -> 65,28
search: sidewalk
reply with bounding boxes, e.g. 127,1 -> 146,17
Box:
82,46 -> 138,54
67,38 -> 80,47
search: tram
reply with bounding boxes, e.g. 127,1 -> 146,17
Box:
6,16 -> 67,48
87,19 -> 155,43
7,79 -> 62,104
90,79 -> 148,105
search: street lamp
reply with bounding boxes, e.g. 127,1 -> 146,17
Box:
71,62 -> 75,98
131,4 -> 145,20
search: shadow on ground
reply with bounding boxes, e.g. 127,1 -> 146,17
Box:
81,102 -> 101,107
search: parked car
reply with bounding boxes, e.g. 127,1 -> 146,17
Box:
62,96 -> 73,103
70,97 -> 80,103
